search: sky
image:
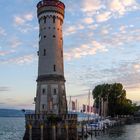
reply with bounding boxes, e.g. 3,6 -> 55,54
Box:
0,0 -> 140,110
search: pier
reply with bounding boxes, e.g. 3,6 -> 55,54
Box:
23,114 -> 77,140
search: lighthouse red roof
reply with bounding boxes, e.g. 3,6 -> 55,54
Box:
37,0 -> 65,10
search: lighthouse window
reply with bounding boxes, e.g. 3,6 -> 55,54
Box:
54,88 -> 57,95
53,16 -> 55,23
53,65 -> 56,71
43,49 -> 46,56
43,17 -> 46,23
42,88 -> 45,94
42,104 -> 45,109
60,19 -> 62,25
53,35 -> 56,38
61,51 -> 63,57
44,35 -> 46,38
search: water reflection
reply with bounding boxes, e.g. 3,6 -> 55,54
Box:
87,124 -> 140,140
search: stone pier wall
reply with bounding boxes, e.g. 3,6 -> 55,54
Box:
23,114 -> 77,140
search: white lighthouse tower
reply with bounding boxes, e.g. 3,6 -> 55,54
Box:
35,0 -> 67,114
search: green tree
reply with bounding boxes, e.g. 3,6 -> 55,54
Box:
92,83 -> 137,117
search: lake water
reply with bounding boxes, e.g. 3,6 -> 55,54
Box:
0,117 -> 140,140
87,123 -> 140,140
0,117 -> 25,140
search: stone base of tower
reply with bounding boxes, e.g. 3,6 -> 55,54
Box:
23,114 -> 77,140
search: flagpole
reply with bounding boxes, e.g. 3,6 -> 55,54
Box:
75,99 -> 77,112
78,101 -> 79,112
69,96 -> 71,112
88,90 -> 90,113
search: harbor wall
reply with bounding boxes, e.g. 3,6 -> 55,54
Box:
23,114 -> 77,140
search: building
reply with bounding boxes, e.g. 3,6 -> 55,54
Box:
35,0 -> 67,115
23,0 -> 77,139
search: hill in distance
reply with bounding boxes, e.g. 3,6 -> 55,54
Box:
0,109 -> 34,117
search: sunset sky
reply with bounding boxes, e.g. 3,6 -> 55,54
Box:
0,0 -> 140,109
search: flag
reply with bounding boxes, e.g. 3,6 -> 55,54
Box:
91,106 -> 93,112
72,101 -> 76,110
87,105 -> 90,112
83,104 -> 86,112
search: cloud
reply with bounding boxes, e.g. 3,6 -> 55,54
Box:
14,16 -> 25,26
119,25 -> 127,33
0,50 -> 15,56
76,59 -> 140,94
83,17 -> 94,24
13,13 -> 35,33
80,0 -> 140,23
88,24 -> 98,30
64,40 -> 108,60
122,0 -> 136,6
109,0 -> 125,15
0,87 -> 10,92
0,27 -> 6,36
17,24 -> 35,33
64,26 -> 76,36
0,98 -> 34,109
108,0 -> 140,16
64,24 -> 84,36
10,38 -> 22,48
99,26 -> 140,48
133,64 -> 140,72
9,54 -> 36,64
82,0 -> 101,13
0,102 -> 5,105
0,54 -> 37,64
114,64 -> 140,92
96,12 -> 111,22
0,51 -> 10,56
100,28 -> 110,35
23,13 -> 33,21
14,13 -> 33,26
99,61 -> 140,90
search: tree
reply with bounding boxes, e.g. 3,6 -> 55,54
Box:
92,83 -> 137,117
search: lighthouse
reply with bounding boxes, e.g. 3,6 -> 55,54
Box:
23,1 -> 77,139
35,0 -> 67,114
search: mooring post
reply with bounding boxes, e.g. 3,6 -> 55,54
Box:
66,123 -> 69,140
52,125 -> 56,140
82,123 -> 84,140
57,123 -> 61,138
91,125 -> 92,137
85,123 -> 88,138
76,124 -> 78,140
41,125 -> 44,140
29,124 -> 32,140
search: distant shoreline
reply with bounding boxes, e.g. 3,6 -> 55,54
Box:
0,109 -> 33,118
0,116 -> 25,117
